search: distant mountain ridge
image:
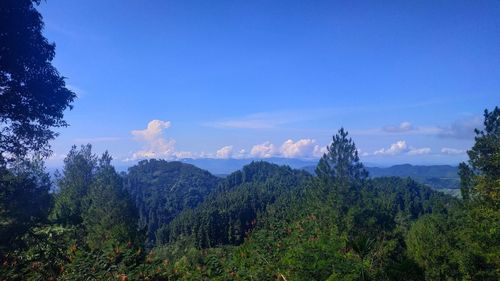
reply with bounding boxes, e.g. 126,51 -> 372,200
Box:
83,157 -> 319,175
53,158 -> 461,191
367,164 -> 460,191
179,157 -> 319,174
302,163 -> 460,190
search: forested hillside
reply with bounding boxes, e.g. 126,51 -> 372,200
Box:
1,108 -> 499,280
123,159 -> 220,244
156,161 -> 311,247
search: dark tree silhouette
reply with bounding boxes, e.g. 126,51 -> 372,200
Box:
0,0 -> 76,165
316,128 -> 368,183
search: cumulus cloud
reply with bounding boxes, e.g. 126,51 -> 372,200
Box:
408,147 -> 432,155
374,140 -> 409,155
250,141 -> 278,158
130,120 -> 187,160
371,140 -> 431,156
441,147 -> 466,155
383,121 -> 415,133
280,139 -> 317,158
235,149 -> 247,159
248,139 -> 327,159
131,138 -> 177,159
128,122 -> 333,160
216,145 -> 234,159
361,151 -> 371,157
313,145 -> 328,157
198,151 -> 214,158
438,116 -> 482,139
132,120 -> 171,141
174,151 -> 195,159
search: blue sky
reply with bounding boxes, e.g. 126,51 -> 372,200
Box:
38,0 -> 499,166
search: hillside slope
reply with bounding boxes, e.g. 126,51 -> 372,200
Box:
157,161 -> 312,247
123,159 -> 221,243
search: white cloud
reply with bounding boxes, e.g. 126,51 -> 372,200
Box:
174,151 -> 195,159
132,120 -> 171,141
250,141 -> 278,158
374,140 -> 409,155
383,121 -> 415,133
441,147 -> 466,155
370,140 -> 432,156
248,139 -> 326,159
132,138 -> 176,159
361,151 -> 371,157
235,149 -> 248,159
198,151 -> 214,158
216,145 -> 234,159
280,139 -> 317,158
130,120 -> 180,160
438,116 -> 482,139
313,145 -> 328,157
408,147 -> 432,155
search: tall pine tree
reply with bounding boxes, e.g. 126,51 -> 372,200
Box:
316,128 -> 368,186
50,144 -> 97,225
82,152 -> 140,250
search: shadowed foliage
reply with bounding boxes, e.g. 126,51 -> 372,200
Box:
0,0 -> 76,165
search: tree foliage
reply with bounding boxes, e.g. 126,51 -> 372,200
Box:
157,161 -> 311,248
82,152 -> 140,251
123,159 -> 220,244
2,109 -> 499,280
50,145 -> 97,225
0,0 -> 76,164
316,128 -> 368,184
408,106 -> 500,280
459,106 -> 500,206
0,158 -> 51,253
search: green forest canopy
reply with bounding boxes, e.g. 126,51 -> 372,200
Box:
1,107 -> 498,280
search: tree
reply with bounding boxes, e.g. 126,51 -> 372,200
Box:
316,128 -> 368,183
82,152 -> 140,250
406,214 -> 461,280
51,145 -> 97,225
457,107 -> 500,279
409,107 -> 500,280
459,106 -> 499,206
123,159 -> 220,245
0,158 -> 51,253
458,162 -> 473,201
0,0 -> 76,165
